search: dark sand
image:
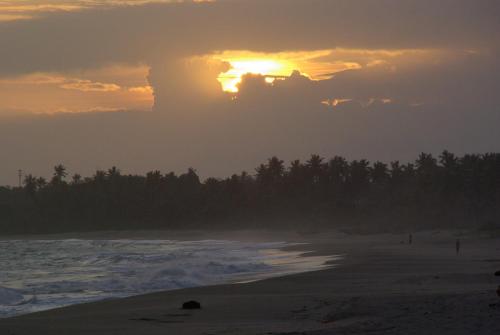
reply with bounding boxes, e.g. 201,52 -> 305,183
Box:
0,230 -> 499,334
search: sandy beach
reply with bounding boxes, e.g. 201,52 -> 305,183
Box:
0,230 -> 499,334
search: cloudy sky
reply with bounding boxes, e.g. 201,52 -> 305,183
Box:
0,0 -> 499,185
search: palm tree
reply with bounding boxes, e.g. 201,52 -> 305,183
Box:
327,156 -> 348,185
36,177 -> 47,189
347,159 -> 371,207
256,157 -> 285,186
93,170 -> 107,184
71,174 -> 83,185
23,174 -> 38,196
107,166 -> 121,180
306,154 -> 326,184
415,153 -> 438,178
287,160 -> 306,187
371,161 -> 389,185
51,164 -> 68,185
439,150 -> 460,201
146,170 -> 162,185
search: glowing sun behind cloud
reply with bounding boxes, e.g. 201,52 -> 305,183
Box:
212,50 -> 363,93
217,58 -> 294,92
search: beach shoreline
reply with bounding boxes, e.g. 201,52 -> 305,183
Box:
1,229 -> 499,334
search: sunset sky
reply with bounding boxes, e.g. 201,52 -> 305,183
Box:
0,0 -> 499,185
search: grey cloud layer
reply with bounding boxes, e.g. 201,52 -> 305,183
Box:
0,0 -> 498,76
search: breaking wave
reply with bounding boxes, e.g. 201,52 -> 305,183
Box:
0,239 -> 337,317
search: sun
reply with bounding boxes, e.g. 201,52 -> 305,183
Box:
216,58 -> 295,93
211,49 -> 363,93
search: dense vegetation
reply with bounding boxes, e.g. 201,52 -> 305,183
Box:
0,151 -> 499,234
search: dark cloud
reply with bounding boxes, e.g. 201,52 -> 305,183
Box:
0,0 -> 498,76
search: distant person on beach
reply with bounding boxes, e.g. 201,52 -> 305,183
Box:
456,239 -> 461,255
409,234 -> 413,245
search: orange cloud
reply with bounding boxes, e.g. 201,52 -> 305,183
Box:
0,1 -> 210,21
128,86 -> 153,94
60,79 -> 121,92
0,67 -> 153,115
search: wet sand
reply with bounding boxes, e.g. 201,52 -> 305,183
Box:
0,230 -> 499,334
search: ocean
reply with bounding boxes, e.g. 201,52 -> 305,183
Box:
0,238 -> 337,317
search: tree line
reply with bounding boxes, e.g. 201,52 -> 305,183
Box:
0,151 -> 499,234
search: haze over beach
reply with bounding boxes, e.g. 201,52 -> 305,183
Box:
0,1 -> 499,334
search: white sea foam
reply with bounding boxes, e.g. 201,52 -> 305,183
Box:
0,239 -> 338,318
